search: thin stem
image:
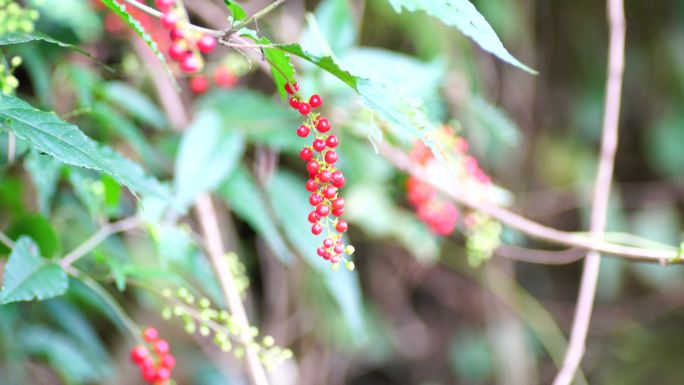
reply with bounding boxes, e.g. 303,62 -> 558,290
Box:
117,0 -> 222,37
60,216 -> 141,268
231,0 -> 287,32
0,230 -> 15,249
7,131 -> 15,163
553,0 -> 626,384
195,194 -> 269,385
494,245 -> 584,265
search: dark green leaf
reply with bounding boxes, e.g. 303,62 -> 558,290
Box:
0,237 -> 68,304
387,0 -> 536,74
5,214 -> 61,258
0,31 -> 94,59
0,94 -> 169,199
276,43 -> 359,90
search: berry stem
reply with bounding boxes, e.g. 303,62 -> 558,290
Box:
229,0 -> 287,33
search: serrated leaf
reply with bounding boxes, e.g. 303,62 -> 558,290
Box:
387,0 -> 536,74
0,94 -> 168,199
224,0 -> 248,21
0,237 -> 68,304
174,110 -> 245,208
276,43 -> 359,90
219,166 -> 293,263
0,31 -> 94,59
99,0 -> 178,88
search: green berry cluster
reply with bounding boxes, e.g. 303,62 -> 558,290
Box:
160,287 -> 292,371
0,55 -> 21,95
224,252 -> 249,298
0,0 -> 39,34
464,212 -> 502,266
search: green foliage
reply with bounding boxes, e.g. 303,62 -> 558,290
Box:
387,0 -> 536,73
0,94 -> 168,198
223,0 -> 248,22
4,214 -> 60,258
0,237 -> 67,304
0,31 -> 94,60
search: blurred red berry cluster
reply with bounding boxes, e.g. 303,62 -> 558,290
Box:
129,327 -> 176,385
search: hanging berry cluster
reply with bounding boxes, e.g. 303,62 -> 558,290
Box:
154,0 -> 217,73
286,82 -> 355,269
129,327 -> 176,385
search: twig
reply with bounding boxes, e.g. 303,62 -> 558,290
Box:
230,0 -> 287,32
195,194 -> 269,385
552,0 -> 626,384
0,230 -> 15,249
494,245 -> 584,265
60,216 -> 141,268
118,0 -> 222,37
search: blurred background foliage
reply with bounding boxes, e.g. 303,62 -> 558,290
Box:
2,0 -> 684,384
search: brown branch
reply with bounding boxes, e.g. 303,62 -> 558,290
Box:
494,245 -> 584,265
553,0 -> 626,384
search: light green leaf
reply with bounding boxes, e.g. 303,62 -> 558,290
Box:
301,0 -> 357,55
0,31 -> 94,59
219,166 -> 293,263
99,0 -> 178,88
174,110 -> 245,208
267,171 -> 365,338
224,0 -> 248,21
0,237 -> 68,304
387,0 -> 536,74
103,82 -> 168,130
0,94 -> 168,199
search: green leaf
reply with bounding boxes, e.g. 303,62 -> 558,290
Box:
99,0 -> 178,88
224,0 -> 248,21
174,110 -> 245,208
102,82 -> 168,130
25,150 -> 62,215
0,31 -> 95,59
0,94 -> 168,199
0,237 -> 68,304
267,171 -> 365,338
276,43 -> 359,90
386,0 -> 536,74
301,0 -> 357,55
219,166 -> 293,263
5,214 -> 61,258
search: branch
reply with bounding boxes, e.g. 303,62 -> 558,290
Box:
60,216 -> 141,268
494,245 -> 584,265
553,0 -> 626,384
0,229 -> 15,249
195,194 -> 270,385
379,143 -> 677,264
119,0 -> 222,36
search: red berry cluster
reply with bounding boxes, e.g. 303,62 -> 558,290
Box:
129,327 -> 176,385
155,0 -> 217,73
190,66 -> 238,95
406,130 -> 492,236
286,82 -> 353,264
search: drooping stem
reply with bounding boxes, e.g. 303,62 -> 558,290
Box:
552,0 -> 626,384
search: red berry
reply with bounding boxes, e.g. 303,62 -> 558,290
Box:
312,223 -> 323,235
309,94 -> 322,108
169,27 -> 184,41
189,76 -> 209,95
214,67 -> 237,88
332,208 -> 344,217
317,170 -> 332,183
297,125 -> 310,138
326,135 -> 339,148
143,327 -> 159,342
309,193 -> 323,206
157,367 -> 172,381
334,244 -> 345,254
317,247 -> 326,256
160,12 -> 178,29
298,102 -> 312,115
160,354 -> 176,369
289,97 -> 300,109
323,239 -> 334,248
305,179 -> 318,192
336,220 -> 348,233
168,42 -> 189,62
308,211 -> 320,223
331,256 -> 341,264
316,204 -> 330,217
315,118 -> 330,133
324,150 -> 338,164
141,365 -> 158,383
331,171 -> 345,188
197,35 -> 217,54
155,0 -> 174,11
300,147 -> 313,161
154,339 -> 170,355
130,346 -> 149,364
306,160 -> 319,174
284,82 -> 299,94
332,197 -> 345,210
180,55 -> 202,73
323,186 -> 337,199
312,139 -> 326,152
